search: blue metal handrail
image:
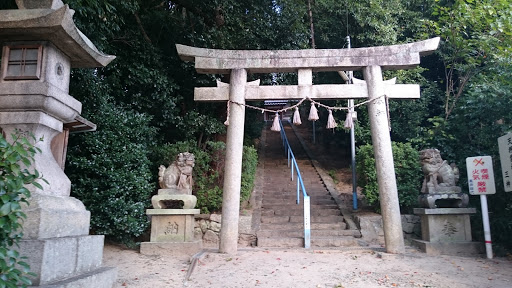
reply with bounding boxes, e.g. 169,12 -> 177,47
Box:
278,119 -> 311,248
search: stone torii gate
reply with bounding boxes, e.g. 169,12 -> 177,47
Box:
176,37 -> 440,254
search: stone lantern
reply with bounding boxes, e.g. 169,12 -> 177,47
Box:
0,1 -> 117,286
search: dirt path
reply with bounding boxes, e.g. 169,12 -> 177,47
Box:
103,243 -> 512,288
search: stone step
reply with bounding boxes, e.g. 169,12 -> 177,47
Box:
257,236 -> 360,248
262,192 -> 332,198
262,191 -> 330,197
264,178 -> 323,184
261,197 -> 333,203
257,229 -> 360,238
263,163 -> 314,168
261,196 -> 331,202
257,237 -> 303,248
260,215 -> 344,224
259,222 -> 346,230
262,201 -> 336,208
275,208 -> 341,216
289,215 -> 344,223
264,180 -> 318,187
263,183 -> 323,189
262,190 -> 328,195
311,236 -> 360,247
261,208 -> 341,217
262,193 -> 331,199
261,204 -> 339,210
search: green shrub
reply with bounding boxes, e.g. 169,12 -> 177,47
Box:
153,141 -> 258,214
241,145 -> 258,205
0,131 -> 42,287
67,101 -> 156,246
356,142 -> 422,213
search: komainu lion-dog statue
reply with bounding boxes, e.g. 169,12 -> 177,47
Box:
152,152 -> 197,209
158,152 -> 194,191
420,148 -> 460,194
418,149 -> 468,208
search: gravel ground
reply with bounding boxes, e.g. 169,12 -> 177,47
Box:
104,244 -> 512,288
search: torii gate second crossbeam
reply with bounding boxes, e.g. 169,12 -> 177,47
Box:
176,37 -> 440,254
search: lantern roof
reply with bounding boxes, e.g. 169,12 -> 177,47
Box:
0,1 -> 115,68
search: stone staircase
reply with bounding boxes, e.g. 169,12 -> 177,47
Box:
256,122 -> 361,248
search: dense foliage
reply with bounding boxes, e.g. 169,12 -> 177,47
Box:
66,91 -> 156,245
0,132 -> 42,287
357,142 -> 422,213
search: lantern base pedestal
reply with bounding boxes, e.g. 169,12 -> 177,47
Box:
412,208 -> 483,256
140,209 -> 202,256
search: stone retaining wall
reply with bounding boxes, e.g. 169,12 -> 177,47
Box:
402,214 -> 421,239
193,212 -> 420,248
194,213 -> 257,248
353,212 -> 421,245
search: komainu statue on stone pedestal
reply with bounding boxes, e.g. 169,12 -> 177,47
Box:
418,149 -> 468,208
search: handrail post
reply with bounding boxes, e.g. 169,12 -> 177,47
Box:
304,195 -> 311,248
296,174 -> 299,204
291,159 -> 294,180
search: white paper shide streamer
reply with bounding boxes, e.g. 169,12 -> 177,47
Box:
344,111 -> 353,129
293,107 -> 302,125
270,112 -> 281,131
326,109 -> 337,129
308,102 -> 319,121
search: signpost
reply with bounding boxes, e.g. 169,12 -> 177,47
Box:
498,133 -> 512,192
466,156 -> 496,259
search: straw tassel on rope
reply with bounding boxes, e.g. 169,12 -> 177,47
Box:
293,107 -> 302,125
326,109 -> 337,129
270,112 -> 281,131
308,102 -> 319,121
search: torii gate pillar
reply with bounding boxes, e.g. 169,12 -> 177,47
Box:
219,69 -> 247,254
364,65 -> 404,253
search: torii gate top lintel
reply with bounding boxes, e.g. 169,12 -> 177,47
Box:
176,37 -> 439,74
175,37 -> 439,102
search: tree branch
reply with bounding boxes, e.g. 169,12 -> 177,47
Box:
134,12 -> 152,43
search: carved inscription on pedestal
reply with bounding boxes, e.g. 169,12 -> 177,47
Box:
442,221 -> 457,237
164,221 -> 179,235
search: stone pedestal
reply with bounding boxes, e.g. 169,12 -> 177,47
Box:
19,235 -> 116,287
140,209 -> 202,255
151,190 -> 197,209
413,208 -> 483,256
418,193 -> 469,209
